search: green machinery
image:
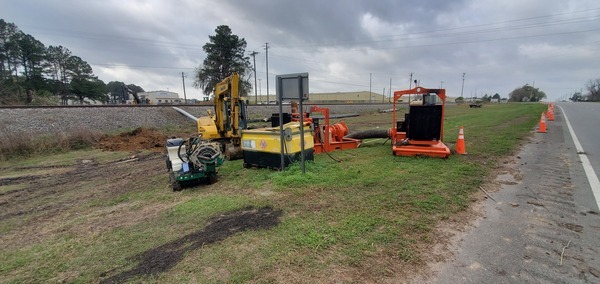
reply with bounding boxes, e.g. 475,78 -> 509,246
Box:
165,136 -> 224,191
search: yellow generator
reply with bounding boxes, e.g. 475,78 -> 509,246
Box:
241,122 -> 314,170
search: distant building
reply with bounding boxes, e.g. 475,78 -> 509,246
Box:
310,91 -> 388,103
137,91 -> 181,104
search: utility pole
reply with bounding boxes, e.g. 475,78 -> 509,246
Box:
265,43 -> 269,104
249,51 -> 259,104
369,73 -> 372,103
382,88 -> 385,103
181,72 -> 187,104
440,81 -> 444,89
389,77 -> 392,103
461,73 -> 466,98
258,78 -> 262,102
409,72 -> 414,103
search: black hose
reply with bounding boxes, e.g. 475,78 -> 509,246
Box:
316,132 -> 341,163
344,129 -> 389,140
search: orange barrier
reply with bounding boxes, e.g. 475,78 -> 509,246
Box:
538,113 -> 547,133
456,126 -> 467,155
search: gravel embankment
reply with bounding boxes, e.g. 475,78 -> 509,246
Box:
0,104 -> 390,136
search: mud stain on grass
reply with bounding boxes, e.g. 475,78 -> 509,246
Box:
99,206 -> 282,283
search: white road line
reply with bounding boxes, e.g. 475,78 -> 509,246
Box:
559,105 -> 600,210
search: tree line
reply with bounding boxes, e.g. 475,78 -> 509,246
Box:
507,78 -> 600,103
0,19 -> 144,105
569,78 -> 600,102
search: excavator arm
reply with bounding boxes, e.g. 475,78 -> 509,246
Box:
197,72 -> 247,159
213,73 -> 243,136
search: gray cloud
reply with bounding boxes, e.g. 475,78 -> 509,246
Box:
2,0 -> 599,101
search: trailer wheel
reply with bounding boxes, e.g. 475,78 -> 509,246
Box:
169,171 -> 182,191
207,173 -> 218,184
165,155 -> 172,171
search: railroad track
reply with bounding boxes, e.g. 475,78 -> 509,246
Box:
0,102 -> 392,109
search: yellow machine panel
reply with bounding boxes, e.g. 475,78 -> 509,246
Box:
241,122 -> 314,169
197,116 -> 220,139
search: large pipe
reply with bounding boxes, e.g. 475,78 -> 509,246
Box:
172,107 -> 198,122
345,129 -> 389,140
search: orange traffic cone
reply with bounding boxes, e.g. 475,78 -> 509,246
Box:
538,113 -> 547,133
547,110 -> 554,121
547,105 -> 554,121
456,126 -> 466,155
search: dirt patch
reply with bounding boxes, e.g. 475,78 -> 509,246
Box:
0,152 -> 164,250
99,206 -> 282,283
98,127 -> 167,153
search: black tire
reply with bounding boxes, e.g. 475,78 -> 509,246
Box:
169,171 -> 182,191
165,155 -> 172,171
207,173 -> 218,184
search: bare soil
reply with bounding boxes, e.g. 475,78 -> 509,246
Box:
97,127 -> 169,153
0,152 -> 162,250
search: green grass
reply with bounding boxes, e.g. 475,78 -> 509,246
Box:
0,102 -> 547,283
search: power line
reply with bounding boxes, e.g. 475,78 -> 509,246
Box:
91,63 -> 195,70
17,8 -> 599,55
375,27 -> 600,50
277,9 -> 600,49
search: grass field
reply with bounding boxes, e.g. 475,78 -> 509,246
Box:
0,103 -> 546,283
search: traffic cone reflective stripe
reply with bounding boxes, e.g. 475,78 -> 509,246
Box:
538,113 -> 547,133
456,126 -> 466,155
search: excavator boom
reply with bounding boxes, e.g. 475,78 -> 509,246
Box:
197,73 -> 247,159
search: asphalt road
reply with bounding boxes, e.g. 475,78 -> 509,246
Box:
558,102 -> 600,210
432,104 -> 600,283
557,102 -> 600,173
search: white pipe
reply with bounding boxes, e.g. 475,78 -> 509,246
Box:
172,107 -> 198,122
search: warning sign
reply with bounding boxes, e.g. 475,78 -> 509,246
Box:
259,139 -> 267,150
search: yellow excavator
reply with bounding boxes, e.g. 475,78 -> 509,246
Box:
197,73 -> 248,160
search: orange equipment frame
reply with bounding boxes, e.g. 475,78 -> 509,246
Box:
390,87 -> 450,158
310,106 -> 362,154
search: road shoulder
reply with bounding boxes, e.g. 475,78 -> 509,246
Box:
421,107 -> 600,283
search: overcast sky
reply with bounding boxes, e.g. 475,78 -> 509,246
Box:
2,0 -> 599,101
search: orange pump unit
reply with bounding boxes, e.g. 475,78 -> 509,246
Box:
289,103 -> 361,154
390,87 -> 450,158
310,106 -> 361,154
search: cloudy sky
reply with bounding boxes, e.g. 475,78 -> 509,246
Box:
2,0 -> 599,101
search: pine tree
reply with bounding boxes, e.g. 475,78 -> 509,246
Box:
193,25 -> 252,97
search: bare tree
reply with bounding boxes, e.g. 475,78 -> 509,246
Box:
585,78 -> 600,101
